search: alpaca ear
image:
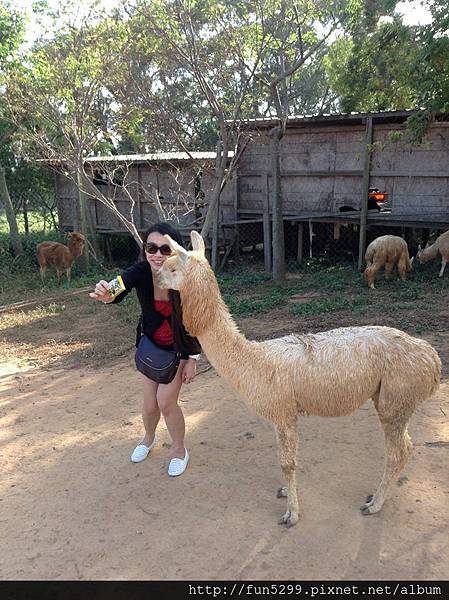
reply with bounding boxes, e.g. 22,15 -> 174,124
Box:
418,244 -> 422,252
190,230 -> 205,255
410,256 -> 415,264
164,235 -> 189,265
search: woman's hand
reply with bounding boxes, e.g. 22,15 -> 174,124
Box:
181,358 -> 197,384
89,280 -> 112,303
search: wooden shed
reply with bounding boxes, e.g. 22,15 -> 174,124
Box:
51,111 -> 449,268
223,109 -> 449,268
53,151 -> 235,238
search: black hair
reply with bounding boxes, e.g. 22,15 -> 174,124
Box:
141,222 -> 184,259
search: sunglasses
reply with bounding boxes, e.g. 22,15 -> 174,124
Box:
144,242 -> 173,256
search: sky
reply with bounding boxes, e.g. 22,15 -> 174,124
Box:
12,0 -> 433,43
396,1 -> 433,25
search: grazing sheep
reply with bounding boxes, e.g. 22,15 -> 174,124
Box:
157,231 -> 441,527
37,232 -> 85,283
364,235 -> 413,289
416,230 -> 449,277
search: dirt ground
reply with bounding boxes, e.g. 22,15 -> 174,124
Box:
1,288 -> 448,581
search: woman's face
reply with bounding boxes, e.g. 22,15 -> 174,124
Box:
145,231 -> 173,273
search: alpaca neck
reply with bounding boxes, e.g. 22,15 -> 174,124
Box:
198,306 -> 260,399
179,261 -> 255,386
421,243 -> 439,261
68,242 -> 83,259
198,307 -> 250,371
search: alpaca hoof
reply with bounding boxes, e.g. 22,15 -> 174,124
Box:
277,486 -> 288,498
360,503 -> 381,515
360,495 -> 382,515
278,510 -> 299,527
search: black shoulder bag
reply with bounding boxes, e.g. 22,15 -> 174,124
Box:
135,334 -> 181,384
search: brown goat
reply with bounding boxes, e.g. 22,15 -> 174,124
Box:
37,232 -> 85,283
364,235 -> 413,289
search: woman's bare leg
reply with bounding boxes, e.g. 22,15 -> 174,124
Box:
140,374 -> 160,446
156,360 -> 186,459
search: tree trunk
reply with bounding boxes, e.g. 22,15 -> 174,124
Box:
22,196 -> 29,235
0,167 -> 23,256
201,142 -> 227,241
76,169 -> 89,272
269,126 -> 285,281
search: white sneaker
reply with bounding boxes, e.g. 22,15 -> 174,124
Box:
130,436 -> 157,463
168,448 -> 189,477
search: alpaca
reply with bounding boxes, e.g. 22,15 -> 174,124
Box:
158,231 -> 441,527
157,231 -> 441,527
364,235 -> 413,289
416,230 -> 449,277
37,232 -> 85,283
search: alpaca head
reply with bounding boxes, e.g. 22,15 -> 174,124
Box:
68,232 -> 86,257
157,231 -> 222,336
416,241 -> 431,263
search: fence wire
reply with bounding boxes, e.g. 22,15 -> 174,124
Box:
223,219 -> 447,270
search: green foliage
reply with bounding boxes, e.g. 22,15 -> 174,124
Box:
412,0 -> 449,114
326,17 -> 418,112
0,2 -> 24,70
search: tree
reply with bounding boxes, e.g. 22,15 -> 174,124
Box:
252,1 -> 358,280
409,0 -> 449,113
0,1 -> 25,256
127,0 -> 271,249
324,17 -> 418,113
2,3 -> 147,259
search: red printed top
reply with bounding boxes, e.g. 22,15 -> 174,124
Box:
152,299 -> 174,346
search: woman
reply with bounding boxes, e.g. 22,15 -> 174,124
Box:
90,223 -> 201,477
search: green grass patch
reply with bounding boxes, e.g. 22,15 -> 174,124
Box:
290,295 -> 369,317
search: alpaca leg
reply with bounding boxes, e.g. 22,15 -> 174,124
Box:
361,417 -> 413,515
365,264 -> 380,289
397,256 -> 408,281
39,266 -> 47,283
275,423 -> 299,527
384,261 -> 394,280
66,267 -> 71,283
439,258 -> 447,277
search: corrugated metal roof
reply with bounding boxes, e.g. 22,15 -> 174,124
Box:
85,151 -> 232,163
39,150 -> 234,166
238,108 -> 431,128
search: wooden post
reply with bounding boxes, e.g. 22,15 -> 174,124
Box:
358,116 -> 374,270
297,222 -> 303,262
263,173 -> 271,272
309,220 -> 314,258
234,171 -> 240,262
270,125 -> 286,281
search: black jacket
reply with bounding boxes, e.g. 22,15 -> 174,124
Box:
112,261 -> 201,359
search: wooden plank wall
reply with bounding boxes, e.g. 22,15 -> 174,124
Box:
54,119 -> 449,237
237,121 -> 449,218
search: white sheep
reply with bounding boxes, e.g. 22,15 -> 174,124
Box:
158,231 -> 441,527
364,235 -> 413,289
